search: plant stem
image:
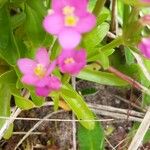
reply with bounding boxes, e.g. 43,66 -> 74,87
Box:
93,0 -> 106,16
100,36 -> 123,52
110,0 -> 118,34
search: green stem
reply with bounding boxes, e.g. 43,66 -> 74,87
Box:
100,36 -> 124,52
93,0 -> 106,16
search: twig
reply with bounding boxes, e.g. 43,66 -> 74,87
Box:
91,109 -> 142,122
110,0 -> 118,34
105,137 -> 116,150
14,110 -> 64,150
0,108 -> 21,140
0,116 -> 115,122
0,89 -> 29,140
88,103 -> 144,118
115,95 -> 145,112
128,107 -> 150,150
93,109 -> 142,122
13,132 -> 45,135
72,76 -> 77,150
107,65 -> 150,96
107,31 -> 116,39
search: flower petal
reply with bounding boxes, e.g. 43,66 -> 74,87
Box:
43,13 -> 64,35
52,0 -> 88,15
35,76 -> 50,87
75,49 -> 87,62
17,59 -> 36,74
21,75 -> 38,85
76,13 -> 96,33
58,29 -> 81,49
58,49 -> 86,75
35,48 -> 50,67
46,60 -> 57,76
36,87 -> 51,97
48,76 -> 61,90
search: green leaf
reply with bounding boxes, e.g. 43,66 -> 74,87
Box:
51,92 -> 60,111
24,3 -> 46,46
30,92 -> 44,106
88,48 -> 114,62
61,83 -> 95,130
98,50 -> 109,69
0,0 -> 7,8
81,88 -> 97,96
12,90 -> 35,110
3,124 -> 13,139
0,70 -> 17,85
26,0 -> 46,17
83,22 -> 110,51
78,122 -> 105,150
77,67 -> 128,86
0,5 -> 20,65
125,47 -> 135,65
0,84 -> 12,139
11,12 -> 26,29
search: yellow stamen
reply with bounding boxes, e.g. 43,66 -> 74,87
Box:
64,57 -> 75,64
64,15 -> 78,26
63,6 -> 75,15
34,64 -> 46,78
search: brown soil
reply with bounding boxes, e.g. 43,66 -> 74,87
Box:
0,80 -> 149,150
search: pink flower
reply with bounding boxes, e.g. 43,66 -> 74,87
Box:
17,48 -> 61,96
43,0 -> 96,49
57,49 -> 86,75
138,38 -> 150,58
140,15 -> 150,26
36,76 -> 61,96
141,0 -> 150,2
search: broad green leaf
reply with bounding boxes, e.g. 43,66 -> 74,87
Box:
11,12 -> 26,29
0,0 -> 7,8
10,0 -> 26,4
98,50 -> 109,69
61,83 -> 95,130
24,4 -> 46,46
83,22 -> 110,51
30,92 -> 44,106
51,92 -> 60,111
0,70 -> 17,85
3,124 -> 13,139
12,90 -> 35,110
97,7 -> 111,25
78,67 -> 128,86
125,47 -> 135,65
88,48 -> 114,62
26,0 -> 46,17
0,5 -> 20,65
78,122 -> 105,150
0,84 -> 12,139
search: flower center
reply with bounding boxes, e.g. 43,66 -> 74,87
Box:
64,15 -> 78,27
34,64 -> 46,78
63,6 -> 75,15
64,57 -> 75,64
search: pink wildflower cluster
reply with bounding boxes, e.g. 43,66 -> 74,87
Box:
138,38 -> 150,58
141,0 -> 150,2
17,0 -> 96,97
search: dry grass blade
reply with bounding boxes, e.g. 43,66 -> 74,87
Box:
0,108 -> 21,140
14,110 -> 64,150
128,107 -> 150,150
